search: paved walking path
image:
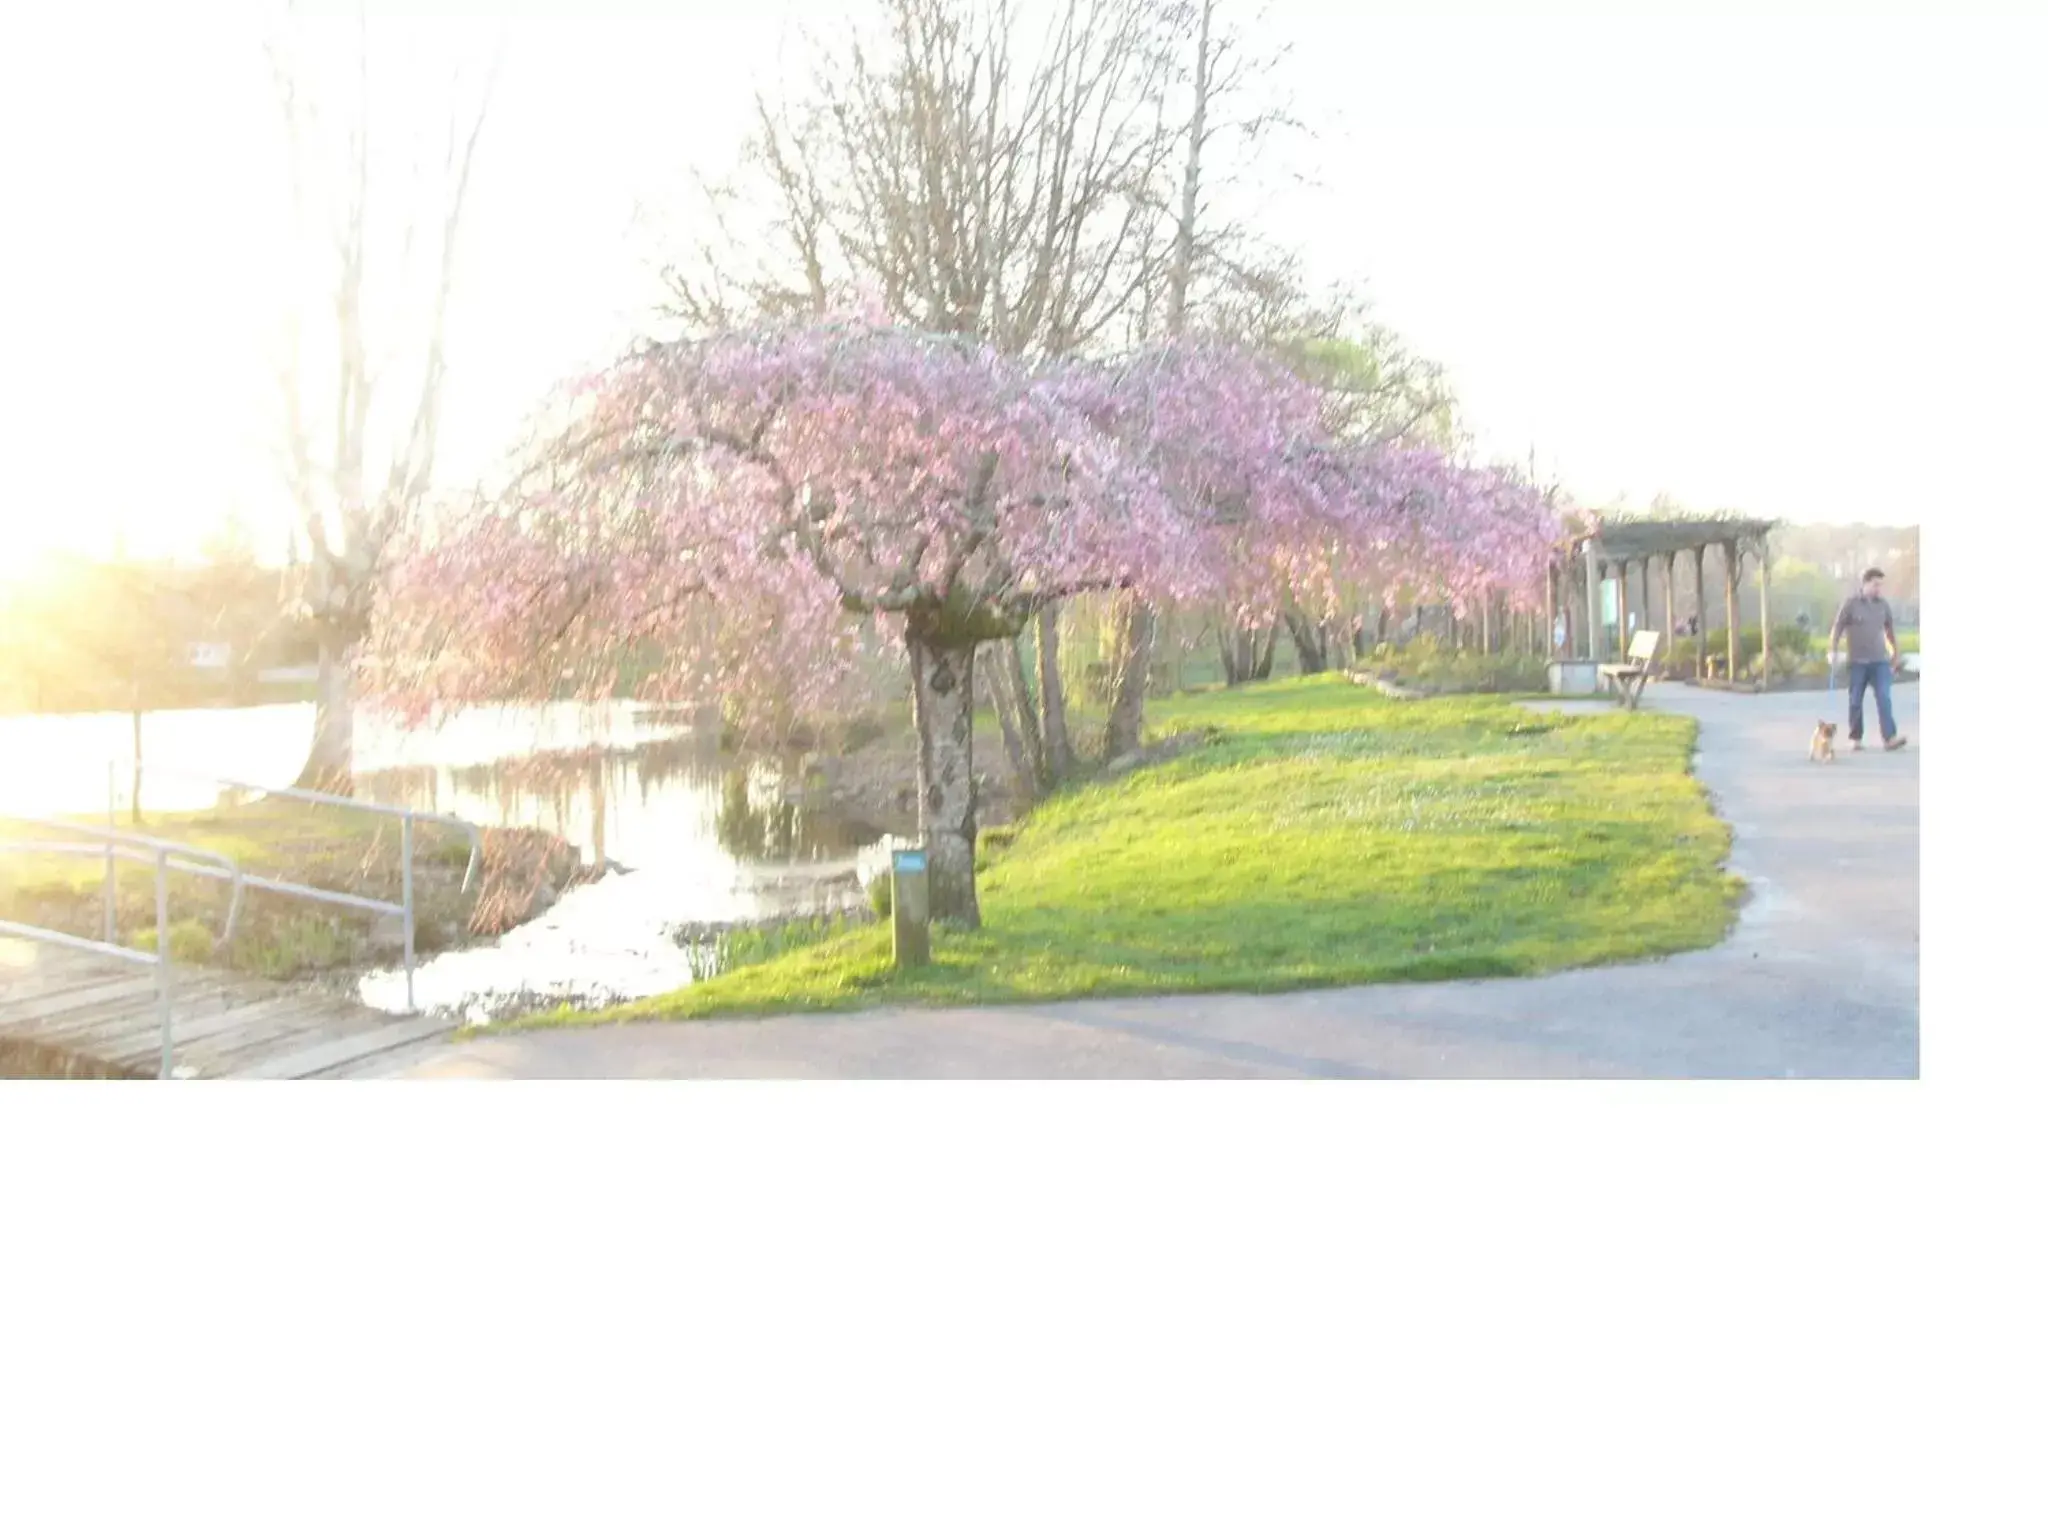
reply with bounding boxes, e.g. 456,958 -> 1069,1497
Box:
371,682 -> 1919,1080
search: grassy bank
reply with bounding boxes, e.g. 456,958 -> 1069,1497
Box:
0,800 -> 579,980
509,676 -> 1740,1029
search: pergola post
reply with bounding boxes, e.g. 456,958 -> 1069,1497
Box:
1617,559 -> 1632,653
1757,531 -> 1772,691
1661,552 -> 1677,675
1636,560 -> 1651,654
1584,539 -> 1604,662
1692,545 -> 1708,678
1545,559 -> 1558,658
1723,539 -> 1741,682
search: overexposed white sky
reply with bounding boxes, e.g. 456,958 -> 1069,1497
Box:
0,0 -> 2040,565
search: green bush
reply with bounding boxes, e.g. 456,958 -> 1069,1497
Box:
1366,636 -> 1549,694
1667,625 -> 1812,682
129,918 -> 215,963
229,914 -> 355,978
866,873 -> 892,919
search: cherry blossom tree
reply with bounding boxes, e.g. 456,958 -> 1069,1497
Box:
371,319 -> 1201,925
367,318 -> 1559,927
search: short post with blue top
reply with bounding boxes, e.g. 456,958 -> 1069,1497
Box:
890,846 -> 931,969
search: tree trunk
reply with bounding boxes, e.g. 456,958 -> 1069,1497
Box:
1004,636 -> 1046,785
1218,615 -> 1263,686
297,641 -> 356,792
1103,592 -> 1155,760
1035,607 -> 1075,781
1252,626 -> 1278,681
986,638 -> 1041,797
906,627 -> 980,928
1165,0 -> 1214,336
1283,608 -> 1330,673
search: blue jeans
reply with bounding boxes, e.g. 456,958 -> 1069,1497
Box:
1846,659 -> 1897,743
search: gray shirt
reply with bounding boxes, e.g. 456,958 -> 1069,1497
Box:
1831,594 -> 1896,664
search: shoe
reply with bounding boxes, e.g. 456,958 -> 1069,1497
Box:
1851,740 -> 1864,751
1884,735 -> 1908,751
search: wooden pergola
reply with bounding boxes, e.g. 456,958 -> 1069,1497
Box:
1547,515 -> 1781,685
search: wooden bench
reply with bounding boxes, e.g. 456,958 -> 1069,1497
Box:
1599,629 -> 1661,710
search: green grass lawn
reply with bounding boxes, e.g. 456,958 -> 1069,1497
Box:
509,675 -> 1740,1029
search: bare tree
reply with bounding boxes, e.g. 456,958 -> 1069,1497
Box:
268,5 -> 500,789
663,0 -> 1187,361
1105,0 -> 1306,728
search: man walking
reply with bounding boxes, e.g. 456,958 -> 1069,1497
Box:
1828,567 -> 1908,751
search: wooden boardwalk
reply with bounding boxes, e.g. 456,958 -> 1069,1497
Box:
0,939 -> 453,1079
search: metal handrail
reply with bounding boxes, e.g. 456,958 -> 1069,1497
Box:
0,820 -> 243,1080
111,760 -> 483,893
1,815 -> 247,947
107,759 -> 486,1013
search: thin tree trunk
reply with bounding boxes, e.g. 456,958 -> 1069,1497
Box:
298,640 -> 356,792
985,639 -> 1040,796
1252,626 -> 1278,681
1103,592 -> 1154,760
1036,607 -> 1075,781
1165,0 -> 1213,337
1283,608 -> 1329,673
906,626 -> 981,928
1003,635 -> 1046,783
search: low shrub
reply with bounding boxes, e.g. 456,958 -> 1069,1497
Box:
1667,624 -> 1813,682
128,918 -> 216,964
1366,636 -> 1550,694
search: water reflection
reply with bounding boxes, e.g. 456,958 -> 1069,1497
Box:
348,704 -> 884,1021
0,703 -> 317,815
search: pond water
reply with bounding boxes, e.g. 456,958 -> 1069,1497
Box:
0,701 -> 890,1020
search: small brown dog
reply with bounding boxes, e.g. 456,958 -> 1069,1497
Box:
1809,719 -> 1838,763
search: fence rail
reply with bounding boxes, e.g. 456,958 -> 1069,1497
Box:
0,820 -> 240,1079
109,759 -> 482,1013
4,768 -> 485,1073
